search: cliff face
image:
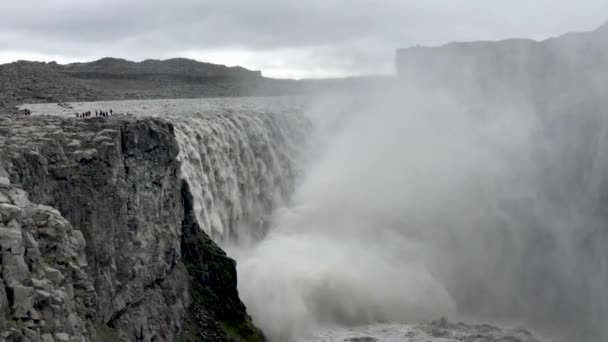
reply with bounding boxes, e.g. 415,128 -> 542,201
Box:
0,163 -> 94,341
393,23 -> 608,341
0,115 -> 264,341
395,22 -> 608,110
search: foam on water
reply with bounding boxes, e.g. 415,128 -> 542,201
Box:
171,109 -> 309,240
22,95 -> 585,342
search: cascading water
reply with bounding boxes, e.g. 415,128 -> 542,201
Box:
171,106 -> 311,242
214,90 -> 608,342
19,95 -> 608,341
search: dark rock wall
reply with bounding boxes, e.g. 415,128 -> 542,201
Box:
0,116 -> 262,341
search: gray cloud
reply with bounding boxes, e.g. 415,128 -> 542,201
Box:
1,0 -> 607,77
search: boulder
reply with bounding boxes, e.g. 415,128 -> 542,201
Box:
54,332 -> 69,342
7,188 -> 31,208
44,266 -> 65,284
12,284 -> 35,318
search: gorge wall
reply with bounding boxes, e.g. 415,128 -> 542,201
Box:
396,22 -> 608,112
0,111 -> 307,341
391,22 -> 608,342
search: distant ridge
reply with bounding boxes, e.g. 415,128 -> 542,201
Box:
395,21 -> 608,109
0,57 -> 298,113
62,57 -> 262,78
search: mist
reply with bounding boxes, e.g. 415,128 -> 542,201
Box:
221,74 -> 608,342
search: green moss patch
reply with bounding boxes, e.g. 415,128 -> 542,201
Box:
178,181 -> 264,342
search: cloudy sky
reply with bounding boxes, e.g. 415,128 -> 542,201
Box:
0,1 -> 607,78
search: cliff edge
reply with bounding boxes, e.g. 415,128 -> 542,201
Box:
0,115 -> 263,341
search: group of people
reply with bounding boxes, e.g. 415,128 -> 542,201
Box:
76,109 -> 113,118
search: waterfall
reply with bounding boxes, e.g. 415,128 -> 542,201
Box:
171,109 -> 310,242
19,96 -> 608,341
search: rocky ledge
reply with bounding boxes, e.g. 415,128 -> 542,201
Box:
0,168 -> 94,342
0,115 -> 262,341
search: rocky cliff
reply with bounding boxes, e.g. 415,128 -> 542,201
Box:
395,22 -> 608,110
0,115 -> 275,341
0,162 -> 94,342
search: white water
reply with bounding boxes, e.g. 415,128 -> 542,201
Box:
21,97 -> 311,241
223,91 -> 544,341
20,95 -> 607,341
223,90 -> 607,342
171,108 -> 309,241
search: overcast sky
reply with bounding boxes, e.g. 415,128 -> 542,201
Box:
0,1 -> 607,78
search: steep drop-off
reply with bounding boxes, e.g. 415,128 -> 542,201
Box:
392,22 -> 608,342
0,162 -> 94,341
0,111 -> 305,341
396,22 -> 608,111
173,110 -> 309,241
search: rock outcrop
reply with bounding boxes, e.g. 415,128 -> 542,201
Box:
0,115 -> 266,341
0,162 -> 94,342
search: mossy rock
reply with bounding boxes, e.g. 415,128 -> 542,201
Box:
178,181 -> 265,342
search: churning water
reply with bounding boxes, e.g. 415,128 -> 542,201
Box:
21,93 -> 607,342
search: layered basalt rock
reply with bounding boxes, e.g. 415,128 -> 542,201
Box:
0,115 -> 264,341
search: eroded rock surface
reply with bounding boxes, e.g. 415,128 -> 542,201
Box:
0,115 -> 264,341
0,161 -> 94,341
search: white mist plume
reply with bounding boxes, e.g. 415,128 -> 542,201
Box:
225,84 -> 579,341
